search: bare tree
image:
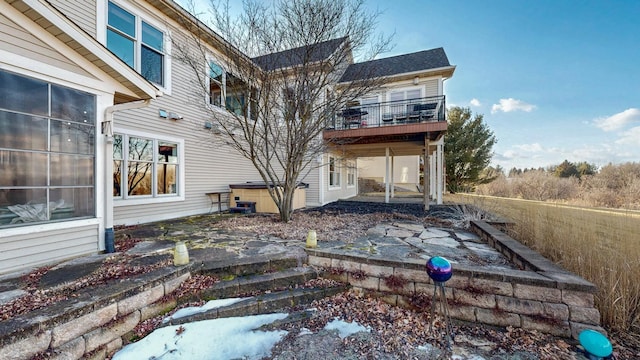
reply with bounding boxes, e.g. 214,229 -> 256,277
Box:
173,0 -> 391,221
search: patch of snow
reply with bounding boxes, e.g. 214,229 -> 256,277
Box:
298,328 -> 313,336
113,313 -> 288,360
324,318 -> 370,339
163,298 -> 250,323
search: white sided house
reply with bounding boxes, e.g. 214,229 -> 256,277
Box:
0,0 -> 454,274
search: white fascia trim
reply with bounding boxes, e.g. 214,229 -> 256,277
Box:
20,0 -> 161,99
337,65 -> 457,85
0,219 -> 99,239
0,50 -> 111,95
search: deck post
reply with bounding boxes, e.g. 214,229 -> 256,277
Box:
385,147 -> 390,203
424,134 -> 430,211
391,155 -> 395,198
437,142 -> 444,204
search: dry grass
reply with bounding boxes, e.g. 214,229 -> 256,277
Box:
447,194 -> 640,334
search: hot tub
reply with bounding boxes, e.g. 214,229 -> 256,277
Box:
229,181 -> 308,214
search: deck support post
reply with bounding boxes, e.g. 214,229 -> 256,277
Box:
437,141 -> 444,204
424,133 -> 430,211
391,155 -> 395,198
385,147 -> 390,203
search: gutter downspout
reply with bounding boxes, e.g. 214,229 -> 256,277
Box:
103,99 -> 152,253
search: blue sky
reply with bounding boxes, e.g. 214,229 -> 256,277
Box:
181,0 -> 640,170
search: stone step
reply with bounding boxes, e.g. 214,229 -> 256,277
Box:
163,285 -> 348,326
182,266 -> 318,302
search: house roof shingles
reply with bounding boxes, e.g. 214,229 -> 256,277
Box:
339,47 -> 452,83
252,37 -> 347,71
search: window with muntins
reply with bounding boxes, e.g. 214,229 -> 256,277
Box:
0,70 -> 96,227
107,1 -> 165,86
113,134 -> 179,199
329,156 -> 340,187
347,161 -> 356,187
208,60 -> 257,120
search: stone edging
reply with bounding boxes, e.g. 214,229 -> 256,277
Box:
306,220 -> 604,339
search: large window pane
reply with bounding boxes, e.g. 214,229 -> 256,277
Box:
108,1 -> 135,37
142,22 -> 163,52
157,164 -> 176,194
51,120 -> 94,155
127,161 -> 152,195
51,154 -> 93,186
51,85 -> 96,124
0,111 -> 47,151
158,142 -> 178,163
107,29 -> 135,68
128,137 -> 153,161
0,189 -> 47,226
141,46 -> 163,85
0,70 -> 48,115
50,187 -> 94,218
0,151 -> 47,187
113,160 -> 122,197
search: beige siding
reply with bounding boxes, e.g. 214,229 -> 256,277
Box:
323,154 -> 358,204
300,163 -> 321,207
0,13 -> 94,78
48,0 -> 98,37
113,31 -> 262,225
424,78 -> 439,96
0,224 -> 99,274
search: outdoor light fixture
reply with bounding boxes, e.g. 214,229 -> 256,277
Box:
426,256 -> 454,349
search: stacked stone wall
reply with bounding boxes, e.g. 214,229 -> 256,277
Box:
307,220 -> 604,339
0,269 -> 190,360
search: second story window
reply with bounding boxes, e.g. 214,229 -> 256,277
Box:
107,1 -> 165,86
208,59 -> 257,120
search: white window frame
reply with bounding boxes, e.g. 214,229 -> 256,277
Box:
206,56 -> 226,109
347,160 -> 356,188
387,86 -> 423,102
101,0 -> 172,93
113,128 -> 184,206
328,156 -> 341,189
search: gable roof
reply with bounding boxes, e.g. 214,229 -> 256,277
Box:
252,37 -> 348,71
339,47 -> 454,83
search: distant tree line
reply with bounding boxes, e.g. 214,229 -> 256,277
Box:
476,161 -> 640,210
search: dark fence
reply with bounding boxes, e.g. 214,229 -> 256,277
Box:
330,95 -> 446,129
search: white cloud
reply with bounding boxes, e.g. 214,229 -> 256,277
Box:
615,126 -> 640,146
469,98 -> 481,107
514,143 -> 543,152
491,98 -> 536,114
594,108 -> 640,132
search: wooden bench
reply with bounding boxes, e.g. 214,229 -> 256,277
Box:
230,200 -> 256,214
205,191 -> 231,213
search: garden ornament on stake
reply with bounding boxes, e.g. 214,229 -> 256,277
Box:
426,256 -> 454,349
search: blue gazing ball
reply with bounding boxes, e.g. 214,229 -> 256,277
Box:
426,256 -> 452,283
579,329 -> 612,358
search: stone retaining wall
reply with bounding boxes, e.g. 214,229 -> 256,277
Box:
0,268 -> 191,360
307,220 -> 604,339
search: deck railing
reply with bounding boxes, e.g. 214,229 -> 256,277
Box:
329,95 -> 446,130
